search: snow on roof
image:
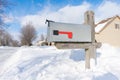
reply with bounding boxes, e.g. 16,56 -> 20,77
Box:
95,18 -> 113,33
95,21 -> 108,33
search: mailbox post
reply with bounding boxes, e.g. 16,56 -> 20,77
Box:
84,11 -> 96,68
46,11 -> 101,69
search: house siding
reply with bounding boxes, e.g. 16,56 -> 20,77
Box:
95,17 -> 120,47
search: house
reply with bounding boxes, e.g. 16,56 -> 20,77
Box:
95,15 -> 120,47
35,40 -> 55,46
35,40 -> 48,46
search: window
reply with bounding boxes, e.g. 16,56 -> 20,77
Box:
115,23 -> 120,29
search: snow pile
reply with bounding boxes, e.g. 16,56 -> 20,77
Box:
0,44 -> 120,80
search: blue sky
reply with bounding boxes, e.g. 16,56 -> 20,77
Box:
9,0 -> 103,16
4,0 -> 120,40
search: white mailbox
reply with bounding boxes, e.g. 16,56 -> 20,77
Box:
47,21 -> 92,42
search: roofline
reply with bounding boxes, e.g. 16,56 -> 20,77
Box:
96,15 -> 120,34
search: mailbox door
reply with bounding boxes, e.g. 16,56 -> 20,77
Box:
47,22 -> 91,42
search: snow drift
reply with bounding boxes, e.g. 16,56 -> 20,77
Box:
0,44 -> 120,80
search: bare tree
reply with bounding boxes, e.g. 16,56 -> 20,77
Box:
0,31 -> 13,46
0,29 -> 4,45
20,22 -> 36,46
11,40 -> 19,47
4,32 -> 13,46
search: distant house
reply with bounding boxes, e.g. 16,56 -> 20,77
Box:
35,40 -> 48,46
35,40 -> 54,46
95,15 -> 120,47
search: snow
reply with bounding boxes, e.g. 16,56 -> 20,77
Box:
95,19 -> 112,33
0,44 -> 120,80
95,22 -> 108,33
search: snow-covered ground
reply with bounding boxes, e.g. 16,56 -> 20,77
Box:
0,44 -> 120,80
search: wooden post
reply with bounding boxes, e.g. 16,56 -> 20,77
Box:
84,11 -> 96,59
85,48 -> 90,69
84,11 -> 96,69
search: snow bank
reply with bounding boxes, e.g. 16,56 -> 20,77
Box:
0,44 -> 120,80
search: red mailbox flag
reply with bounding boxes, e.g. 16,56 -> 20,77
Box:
53,30 -> 73,39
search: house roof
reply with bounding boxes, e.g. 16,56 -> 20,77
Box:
95,15 -> 120,34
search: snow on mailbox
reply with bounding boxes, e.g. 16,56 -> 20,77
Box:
47,21 -> 92,42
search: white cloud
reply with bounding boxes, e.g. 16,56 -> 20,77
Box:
20,2 -> 91,30
95,0 -> 120,22
3,14 -> 14,23
21,15 -> 46,29
20,1 -> 120,32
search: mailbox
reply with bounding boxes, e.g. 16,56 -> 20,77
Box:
47,21 -> 92,42
46,11 -> 101,69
